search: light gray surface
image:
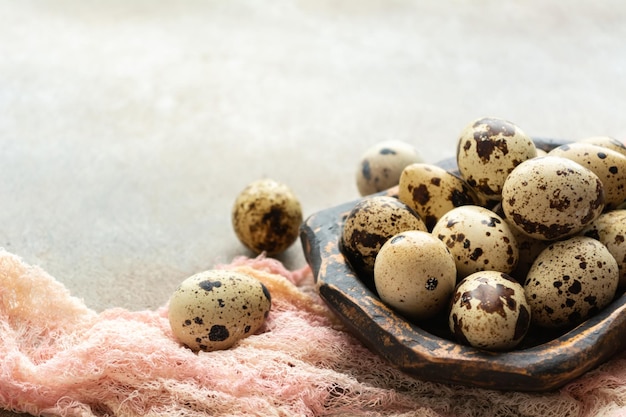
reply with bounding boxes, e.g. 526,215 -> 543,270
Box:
0,1 -> 625,415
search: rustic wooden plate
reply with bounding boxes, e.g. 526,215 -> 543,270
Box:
299,138 -> 626,392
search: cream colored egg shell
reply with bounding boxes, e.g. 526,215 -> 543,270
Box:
449,271 -> 531,351
168,270 -> 272,352
549,142 -> 626,210
582,209 -> 626,288
340,196 -> 427,281
398,163 -> 479,231
232,179 -> 303,256
524,236 -> 618,328
457,117 -> 537,201
501,156 -> 605,241
374,230 -> 456,321
356,140 -> 423,196
578,136 -> 626,158
432,205 -> 519,279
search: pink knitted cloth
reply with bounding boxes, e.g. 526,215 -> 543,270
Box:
1,249 -> 626,417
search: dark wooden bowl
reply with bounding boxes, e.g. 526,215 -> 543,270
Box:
299,138 -> 626,392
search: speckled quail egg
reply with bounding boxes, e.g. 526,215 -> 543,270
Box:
501,156 -> 605,241
578,136 -> 626,158
524,236 -> 618,329
232,179 -> 303,256
549,142 -> 626,210
582,210 -> 626,288
431,205 -> 519,279
356,140 -> 423,196
169,270 -> 272,352
449,271 -> 531,351
398,163 -> 479,231
456,117 -> 537,202
340,195 -> 427,287
374,230 -> 457,321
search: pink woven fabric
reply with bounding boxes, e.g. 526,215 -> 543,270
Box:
0,249 -> 625,417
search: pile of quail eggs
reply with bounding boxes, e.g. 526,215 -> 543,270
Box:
343,117 -> 626,351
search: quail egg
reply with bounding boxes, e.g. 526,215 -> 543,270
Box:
340,195 -> 427,286
169,270 -> 272,352
432,205 -> 519,279
398,163 -> 479,231
232,179 -> 303,256
582,209 -> 626,288
578,136 -> 626,158
374,230 -> 457,321
356,140 -> 423,196
501,156 -> 605,241
449,271 -> 531,351
524,236 -> 618,328
456,117 -> 537,201
549,142 -> 626,210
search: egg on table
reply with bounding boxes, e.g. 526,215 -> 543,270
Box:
431,205 -> 519,279
374,230 -> 457,321
168,270 -> 272,352
501,156 -> 605,241
340,195 -> 427,287
449,270 -> 531,351
356,140 -> 423,196
524,236 -> 619,329
232,178 -> 303,256
456,117 -> 537,202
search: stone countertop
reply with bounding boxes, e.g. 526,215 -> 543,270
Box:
0,1 -> 625,414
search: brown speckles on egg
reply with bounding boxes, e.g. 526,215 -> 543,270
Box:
398,163 -> 479,231
509,212 -> 575,241
412,183 -> 431,206
578,136 -> 626,158
469,277 -> 517,318
199,280 -> 222,292
425,277 -> 438,291
232,179 -> 303,256
450,187 -> 477,207
208,325 -> 229,342
475,136 -> 509,162
524,236 -> 618,329
340,196 -> 427,288
432,205 -> 519,279
449,271 -> 530,351
549,142 -> 626,210
502,156 -> 605,241
514,305 -> 531,341
457,117 -> 537,201
356,140 -> 422,196
168,270 -> 272,352
582,210 -> 626,288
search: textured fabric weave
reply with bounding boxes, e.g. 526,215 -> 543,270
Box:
0,249 -> 625,417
